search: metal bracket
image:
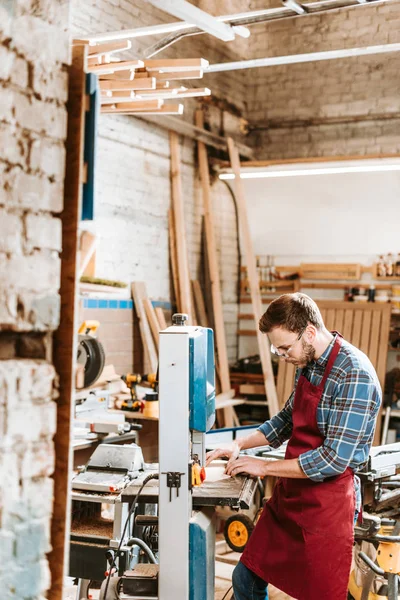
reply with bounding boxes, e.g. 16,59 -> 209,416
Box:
161,471 -> 185,502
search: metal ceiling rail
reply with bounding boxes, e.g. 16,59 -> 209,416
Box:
142,0 -> 390,58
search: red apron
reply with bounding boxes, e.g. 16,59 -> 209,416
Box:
241,334 -> 355,600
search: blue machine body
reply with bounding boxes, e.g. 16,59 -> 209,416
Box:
189,327 -> 216,433
189,509 -> 216,600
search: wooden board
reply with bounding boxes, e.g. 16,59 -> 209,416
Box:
192,280 -> 209,326
49,44 -> 87,600
169,131 -> 193,322
300,263 -> 361,280
131,282 -> 158,373
155,306 -> 167,330
79,230 -> 96,278
196,110 -> 234,427
168,209 -> 180,310
143,297 -> 160,352
227,137 -> 279,417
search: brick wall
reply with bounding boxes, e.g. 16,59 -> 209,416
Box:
0,0 -> 69,598
246,1 -> 400,158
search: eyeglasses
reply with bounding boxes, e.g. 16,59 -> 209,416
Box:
270,327 -> 306,358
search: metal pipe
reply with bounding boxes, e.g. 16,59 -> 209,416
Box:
207,42 -> 400,73
142,0 -> 390,58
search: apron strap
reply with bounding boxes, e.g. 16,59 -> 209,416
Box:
320,332 -> 343,388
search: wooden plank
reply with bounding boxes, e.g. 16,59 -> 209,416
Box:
49,44 -> 87,600
325,308 -> 335,331
342,309 -> 354,340
283,363 -> 296,403
374,305 -> 392,443
300,262 -> 361,280
143,297 -> 160,351
155,307 -> 167,330
276,361 -> 287,409
168,209 -> 180,311
240,384 -> 265,395
360,310 -> 372,355
143,58 -> 207,71
376,305 -> 391,387
196,111 -> 234,428
101,104 -> 183,116
351,310 -> 363,347
88,40 -> 131,57
131,282 -> 158,373
87,59 -> 144,74
319,308 -> 327,322
227,136 -> 279,417
192,280 -> 209,326
99,78 -> 156,91
169,131 -> 193,322
368,310 -> 382,368
79,230 -> 96,278
334,308 -> 344,334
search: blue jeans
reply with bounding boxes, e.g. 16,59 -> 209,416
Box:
232,561 -> 268,600
232,476 -> 362,600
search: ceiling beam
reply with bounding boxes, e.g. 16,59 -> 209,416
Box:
145,0 -> 239,42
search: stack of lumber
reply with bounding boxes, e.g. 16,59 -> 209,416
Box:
72,39 -> 211,116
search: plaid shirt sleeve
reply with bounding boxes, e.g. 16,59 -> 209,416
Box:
257,392 -> 294,448
298,368 -> 381,482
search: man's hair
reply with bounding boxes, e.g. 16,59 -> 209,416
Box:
259,293 -> 324,334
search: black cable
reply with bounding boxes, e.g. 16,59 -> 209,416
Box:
102,473 -> 159,599
222,584 -> 233,600
219,178 -> 242,362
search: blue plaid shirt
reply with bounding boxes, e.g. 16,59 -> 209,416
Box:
258,334 -> 382,482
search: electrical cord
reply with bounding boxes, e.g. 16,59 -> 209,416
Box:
219,178 -> 241,362
222,584 -> 233,600
102,472 -> 159,599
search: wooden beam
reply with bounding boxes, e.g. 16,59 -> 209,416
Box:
143,297 -> 161,352
88,40 -> 131,57
131,282 -> 158,373
196,110 -> 234,427
87,59 -> 144,74
102,104 -> 184,116
227,137 -> 279,416
99,78 -> 156,91
79,230 -> 96,278
169,131 -> 193,322
168,209 -> 181,311
192,280 -> 209,327
143,58 -> 208,71
155,306 -> 168,330
140,114 -> 254,159
48,44 -> 87,600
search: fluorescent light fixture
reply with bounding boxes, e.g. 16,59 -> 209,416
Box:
219,164 -> 400,180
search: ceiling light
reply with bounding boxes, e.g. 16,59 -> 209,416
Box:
219,164 -> 400,180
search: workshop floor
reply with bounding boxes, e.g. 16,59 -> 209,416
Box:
65,558 -> 293,600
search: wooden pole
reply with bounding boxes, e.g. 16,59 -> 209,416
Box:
195,110 -> 234,427
143,297 -> 161,351
48,44 -> 87,600
169,131 -> 193,322
155,306 -> 168,330
227,137 -> 279,417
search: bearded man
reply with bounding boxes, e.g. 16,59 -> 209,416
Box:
206,293 -> 381,600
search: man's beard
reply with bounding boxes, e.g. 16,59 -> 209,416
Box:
286,339 -> 316,367
299,339 -> 316,366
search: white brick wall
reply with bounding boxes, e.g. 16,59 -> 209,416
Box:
246,1 -> 400,158
0,0 -> 69,598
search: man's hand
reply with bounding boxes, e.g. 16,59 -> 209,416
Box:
205,441 -> 241,467
225,456 -> 268,478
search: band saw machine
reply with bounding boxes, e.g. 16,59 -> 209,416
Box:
71,314 -> 257,600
